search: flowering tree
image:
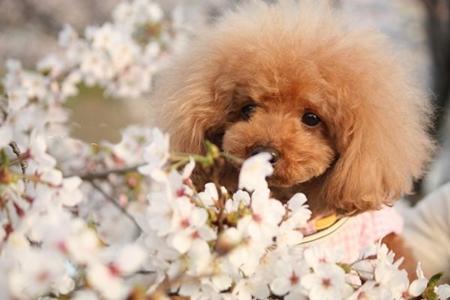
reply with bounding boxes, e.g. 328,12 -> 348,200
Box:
0,1 -> 449,299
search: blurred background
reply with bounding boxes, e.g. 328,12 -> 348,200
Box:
0,0 -> 449,194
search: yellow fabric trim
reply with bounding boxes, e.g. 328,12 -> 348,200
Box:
313,214 -> 337,230
300,217 -> 349,244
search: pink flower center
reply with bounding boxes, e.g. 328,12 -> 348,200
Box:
191,231 -> 200,239
127,176 -> 138,188
289,272 -> 299,285
36,270 -> 50,282
108,263 -> 121,277
56,241 -> 68,253
322,277 -> 332,288
180,218 -> 190,228
176,188 -> 185,197
252,213 -> 263,223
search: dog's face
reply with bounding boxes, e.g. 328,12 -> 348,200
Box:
215,58 -> 338,188
157,1 -> 433,213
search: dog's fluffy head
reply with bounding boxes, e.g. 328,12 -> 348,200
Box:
154,0 -> 434,214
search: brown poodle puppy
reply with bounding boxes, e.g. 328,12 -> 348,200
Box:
153,1 -> 434,276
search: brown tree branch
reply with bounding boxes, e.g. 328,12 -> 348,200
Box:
68,164 -> 144,181
8,142 -> 27,175
89,180 -> 143,236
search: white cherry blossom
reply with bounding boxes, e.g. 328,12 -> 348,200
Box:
197,182 -> 219,207
240,188 -> 285,242
168,200 -> 216,254
238,152 -> 273,192
408,263 -> 428,297
0,1 -> 447,299
301,264 -> 352,300
270,257 -> 309,298
436,284 -> 450,300
87,262 -> 129,300
139,128 -> 170,176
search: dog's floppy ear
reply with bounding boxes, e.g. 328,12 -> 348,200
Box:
156,89 -> 222,154
152,60 -> 232,154
318,55 -> 434,214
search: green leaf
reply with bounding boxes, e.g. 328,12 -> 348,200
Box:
0,149 -> 8,166
337,262 -> 352,273
423,273 -> 443,300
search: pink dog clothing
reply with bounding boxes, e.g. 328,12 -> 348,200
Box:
301,206 -> 404,263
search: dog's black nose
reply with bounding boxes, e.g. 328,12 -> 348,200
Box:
249,146 -> 280,165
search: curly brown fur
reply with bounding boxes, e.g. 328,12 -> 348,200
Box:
152,0 -> 434,277
154,0 -> 433,214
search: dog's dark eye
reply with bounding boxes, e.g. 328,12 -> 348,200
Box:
301,112 -> 321,127
240,104 -> 256,120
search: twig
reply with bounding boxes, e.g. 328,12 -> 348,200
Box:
216,188 -> 227,234
8,142 -> 27,175
0,96 -> 7,121
89,181 -> 143,236
220,152 -> 244,166
69,150 -> 242,182
70,165 -> 144,181
135,269 -> 156,275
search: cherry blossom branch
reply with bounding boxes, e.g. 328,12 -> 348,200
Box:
89,180 -> 143,235
8,142 -> 27,175
70,164 -> 144,181
70,150 -> 243,182
216,188 -> 228,234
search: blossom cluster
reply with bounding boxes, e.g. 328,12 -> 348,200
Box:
0,0 -> 449,299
